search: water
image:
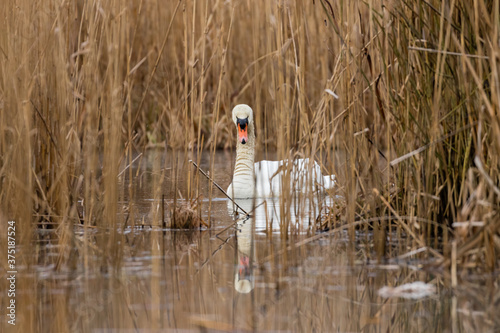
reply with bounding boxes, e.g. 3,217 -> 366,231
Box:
11,151 -> 500,332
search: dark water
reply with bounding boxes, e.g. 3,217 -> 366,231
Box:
8,151 -> 500,332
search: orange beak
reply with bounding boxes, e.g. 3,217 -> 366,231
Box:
238,124 -> 248,144
238,256 -> 250,277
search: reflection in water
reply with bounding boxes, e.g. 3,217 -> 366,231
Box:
229,199 -> 257,294
234,214 -> 254,293
228,196 -> 331,232
17,151 -> 500,332
230,195 -> 328,294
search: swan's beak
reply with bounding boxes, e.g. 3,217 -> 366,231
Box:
237,118 -> 249,144
238,255 -> 251,278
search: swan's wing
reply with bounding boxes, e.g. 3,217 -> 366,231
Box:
255,160 -> 281,197
289,158 -> 322,192
255,158 -> 336,196
322,174 -> 336,190
295,158 -> 337,191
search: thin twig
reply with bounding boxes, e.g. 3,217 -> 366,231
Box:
390,123 -> 476,166
196,235 -> 233,273
118,152 -> 143,177
215,215 -> 250,238
474,156 -> 500,197
373,189 -> 443,259
31,99 -> 62,160
214,201 -> 265,237
409,46 -> 490,59
189,160 -> 250,216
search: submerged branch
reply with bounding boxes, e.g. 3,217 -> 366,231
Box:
189,160 -> 250,217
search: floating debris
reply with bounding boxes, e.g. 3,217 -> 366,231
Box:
378,281 -> 436,299
168,194 -> 207,229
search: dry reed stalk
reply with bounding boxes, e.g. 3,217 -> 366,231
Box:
0,6 -> 499,327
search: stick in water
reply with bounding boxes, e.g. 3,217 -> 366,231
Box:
189,160 -> 250,217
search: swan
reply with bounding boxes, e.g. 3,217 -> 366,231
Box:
226,104 -> 336,199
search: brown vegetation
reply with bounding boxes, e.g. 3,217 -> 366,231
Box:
0,0 -> 498,284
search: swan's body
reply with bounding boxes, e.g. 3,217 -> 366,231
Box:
227,104 -> 336,199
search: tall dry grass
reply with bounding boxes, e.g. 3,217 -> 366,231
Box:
0,0 -> 498,315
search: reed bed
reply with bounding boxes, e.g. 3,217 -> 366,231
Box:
0,0 -> 499,323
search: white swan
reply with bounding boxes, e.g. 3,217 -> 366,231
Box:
226,104 -> 336,199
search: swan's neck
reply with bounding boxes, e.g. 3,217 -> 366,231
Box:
231,123 -> 255,194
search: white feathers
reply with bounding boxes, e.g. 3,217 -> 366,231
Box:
227,104 -> 336,199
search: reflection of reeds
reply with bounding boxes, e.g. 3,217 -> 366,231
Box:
0,2 -> 498,323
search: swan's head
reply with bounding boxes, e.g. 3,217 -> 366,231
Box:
235,255 -> 254,293
232,104 -> 254,145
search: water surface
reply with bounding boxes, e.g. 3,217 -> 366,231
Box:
12,151 -> 500,332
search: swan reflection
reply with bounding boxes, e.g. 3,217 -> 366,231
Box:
229,195 -> 331,293
234,213 -> 254,294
